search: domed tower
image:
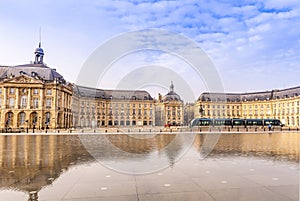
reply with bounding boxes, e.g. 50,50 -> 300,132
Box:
163,81 -> 182,102
160,81 -> 184,126
34,42 -> 44,64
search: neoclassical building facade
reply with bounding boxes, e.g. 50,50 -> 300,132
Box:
0,43 -> 299,130
0,43 -> 73,130
195,87 -> 300,128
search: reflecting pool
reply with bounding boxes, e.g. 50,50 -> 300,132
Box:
0,132 -> 298,201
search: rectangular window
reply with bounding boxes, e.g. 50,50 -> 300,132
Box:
33,98 -> 39,108
21,96 -> 27,108
9,88 -> 14,94
9,97 -> 14,107
33,88 -> 38,95
46,98 -> 52,108
46,89 -> 52,95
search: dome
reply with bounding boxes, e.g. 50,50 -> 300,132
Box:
163,91 -> 182,101
34,47 -> 44,55
162,81 -> 182,101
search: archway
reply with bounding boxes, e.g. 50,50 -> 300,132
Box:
5,112 -> 14,128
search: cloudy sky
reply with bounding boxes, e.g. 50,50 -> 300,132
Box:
0,0 -> 299,101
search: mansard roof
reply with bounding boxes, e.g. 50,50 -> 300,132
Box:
198,86 -> 300,102
0,63 -> 66,84
73,85 -> 154,100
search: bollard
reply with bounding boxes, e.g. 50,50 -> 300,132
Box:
200,128 -> 202,132
139,129 -> 141,132
128,129 -> 130,133
149,129 -> 151,132
58,130 -> 60,133
264,128 -> 265,132
289,127 -> 291,131
160,129 -> 162,132
228,128 -> 230,132
94,129 -> 96,133
170,129 -> 172,132
237,127 -> 239,132
105,129 -> 107,133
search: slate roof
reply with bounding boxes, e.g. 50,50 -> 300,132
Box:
163,91 -> 182,102
198,86 -> 300,102
73,85 -> 154,100
0,64 -> 66,84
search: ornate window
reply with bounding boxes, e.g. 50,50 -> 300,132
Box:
33,88 -> 38,95
9,98 -> 14,107
9,88 -> 14,94
46,98 -> 52,108
21,96 -> 27,108
33,98 -> 39,108
19,112 -> 26,125
46,89 -> 52,95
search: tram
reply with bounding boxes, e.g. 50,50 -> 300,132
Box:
190,118 -> 283,127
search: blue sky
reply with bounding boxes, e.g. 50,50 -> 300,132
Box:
0,0 -> 299,101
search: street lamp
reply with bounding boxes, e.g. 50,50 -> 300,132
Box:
39,116 -> 41,130
25,120 -> 29,133
45,121 -> 49,133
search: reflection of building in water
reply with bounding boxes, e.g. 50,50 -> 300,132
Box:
105,134 -> 176,154
0,135 -> 93,200
0,134 -> 184,199
194,133 -> 299,162
195,87 -> 300,127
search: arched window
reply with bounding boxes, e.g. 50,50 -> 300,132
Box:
6,112 -> 13,126
45,112 -> 51,124
19,112 -> 26,125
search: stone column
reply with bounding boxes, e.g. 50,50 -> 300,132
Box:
27,88 -> 31,109
3,87 -> 7,109
15,87 -> 19,109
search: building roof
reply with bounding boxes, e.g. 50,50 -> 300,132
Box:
0,64 -> 66,84
198,86 -> 300,102
162,81 -> 182,102
73,85 -> 154,100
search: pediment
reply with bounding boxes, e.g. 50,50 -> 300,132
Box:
4,75 -> 43,84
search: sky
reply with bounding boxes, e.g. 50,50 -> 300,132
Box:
0,0 -> 300,101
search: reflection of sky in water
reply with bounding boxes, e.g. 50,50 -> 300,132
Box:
0,133 -> 298,200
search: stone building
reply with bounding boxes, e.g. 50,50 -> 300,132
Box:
0,43 -> 73,130
1,41 -> 299,130
195,87 -> 300,127
155,82 -> 184,126
72,85 -> 155,128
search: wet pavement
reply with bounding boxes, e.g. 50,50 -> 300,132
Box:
0,132 -> 298,201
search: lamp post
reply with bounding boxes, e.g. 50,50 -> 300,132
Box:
45,122 -> 48,133
32,122 -> 35,133
25,120 -> 29,133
